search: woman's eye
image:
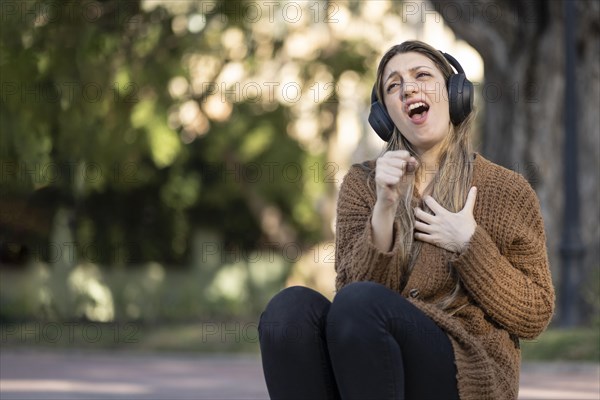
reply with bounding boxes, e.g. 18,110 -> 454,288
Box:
386,83 -> 399,93
416,72 -> 430,79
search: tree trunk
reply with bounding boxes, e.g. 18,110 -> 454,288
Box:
430,0 -> 600,324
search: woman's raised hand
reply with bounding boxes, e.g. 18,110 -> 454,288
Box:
414,187 -> 478,253
374,150 -> 418,210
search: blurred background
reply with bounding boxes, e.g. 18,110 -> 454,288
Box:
0,0 -> 598,360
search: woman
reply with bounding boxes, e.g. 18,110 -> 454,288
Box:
258,40 -> 554,400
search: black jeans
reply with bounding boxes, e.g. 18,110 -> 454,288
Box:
258,281 -> 459,400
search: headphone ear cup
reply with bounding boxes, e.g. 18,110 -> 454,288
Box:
447,73 -> 473,125
368,99 -> 396,142
462,78 -> 474,121
441,51 -> 473,125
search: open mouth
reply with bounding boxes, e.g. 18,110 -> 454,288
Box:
407,101 -> 430,121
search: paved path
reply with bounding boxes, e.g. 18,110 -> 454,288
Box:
1,349 -> 598,399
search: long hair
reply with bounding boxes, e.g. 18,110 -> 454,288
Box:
370,40 -> 475,311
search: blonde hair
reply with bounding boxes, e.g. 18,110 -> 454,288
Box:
370,40 -> 475,311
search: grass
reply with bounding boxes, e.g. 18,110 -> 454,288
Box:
0,320 -> 260,354
521,327 -> 600,362
2,321 -> 598,362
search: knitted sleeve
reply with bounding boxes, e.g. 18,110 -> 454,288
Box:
453,171 -> 555,339
334,165 -> 406,292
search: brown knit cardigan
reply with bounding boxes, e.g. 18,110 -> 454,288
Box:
334,152 -> 555,400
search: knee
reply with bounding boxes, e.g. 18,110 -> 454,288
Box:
329,281 -> 389,319
259,286 -> 330,346
327,282 -> 393,342
260,286 -> 330,327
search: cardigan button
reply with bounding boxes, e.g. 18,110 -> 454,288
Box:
409,288 -> 420,298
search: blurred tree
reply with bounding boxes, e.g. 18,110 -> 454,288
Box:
1,0 -> 354,319
430,0 -> 600,324
0,0 -> 369,272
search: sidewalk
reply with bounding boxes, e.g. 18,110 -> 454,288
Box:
1,349 -> 598,399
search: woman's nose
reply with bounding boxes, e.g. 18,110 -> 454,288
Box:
402,81 -> 419,100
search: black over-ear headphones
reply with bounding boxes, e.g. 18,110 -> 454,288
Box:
368,51 -> 474,142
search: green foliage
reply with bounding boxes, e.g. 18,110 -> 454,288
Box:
1,0 -> 350,267
521,328 -> 600,362
0,253 -> 290,323
0,0 -> 391,323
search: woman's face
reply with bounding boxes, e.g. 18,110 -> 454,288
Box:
381,52 -> 451,155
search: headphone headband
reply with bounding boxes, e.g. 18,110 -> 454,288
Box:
439,51 -> 465,74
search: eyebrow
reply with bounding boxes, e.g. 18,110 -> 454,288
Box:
384,65 -> 433,84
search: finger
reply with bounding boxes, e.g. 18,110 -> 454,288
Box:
377,166 -> 416,187
375,170 -> 403,185
379,158 -> 409,173
380,156 -> 418,172
423,195 -> 446,215
376,160 -> 403,180
376,172 -> 402,186
377,153 -> 405,166
414,207 -> 435,224
414,220 -> 431,233
384,151 -> 418,167
462,186 -> 477,214
405,158 -> 419,174
414,231 -> 434,244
